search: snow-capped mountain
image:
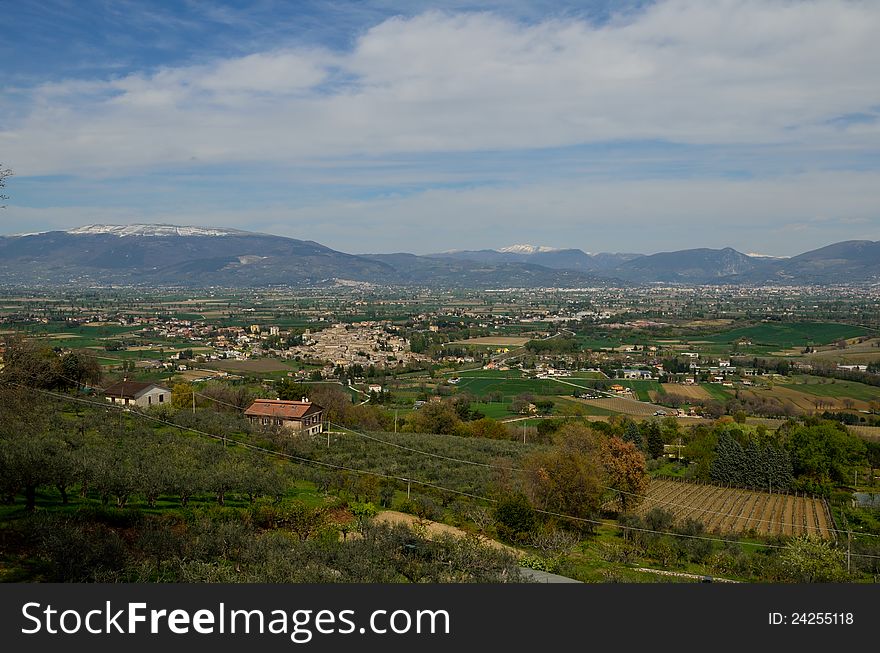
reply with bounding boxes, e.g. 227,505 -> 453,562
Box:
66,224 -> 246,237
428,245 -> 642,272
497,244 -> 561,254
0,224 -> 605,288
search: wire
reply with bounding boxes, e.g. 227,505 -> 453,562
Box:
7,366 -> 868,540
8,380 -> 880,561
328,422 -> 528,473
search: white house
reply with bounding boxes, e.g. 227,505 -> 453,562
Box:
103,380 -> 171,408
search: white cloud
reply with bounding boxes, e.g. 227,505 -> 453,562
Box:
5,169 -> 878,255
2,1 -> 880,175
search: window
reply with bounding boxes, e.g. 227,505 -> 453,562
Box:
159,394 -> 164,403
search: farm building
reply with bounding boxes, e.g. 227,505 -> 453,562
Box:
103,380 -> 171,408
244,399 -> 324,435
617,369 -> 653,380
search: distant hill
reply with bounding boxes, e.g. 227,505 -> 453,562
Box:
0,225 -> 609,288
767,240 -> 880,283
430,245 -> 642,271
610,247 -> 767,283
0,225 -> 876,287
0,225 -> 395,286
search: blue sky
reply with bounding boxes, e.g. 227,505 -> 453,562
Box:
1,0 -> 879,255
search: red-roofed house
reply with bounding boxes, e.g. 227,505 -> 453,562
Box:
244,398 -> 324,435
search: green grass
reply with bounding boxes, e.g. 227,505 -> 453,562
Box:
701,384 -> 734,401
612,380 -> 664,402
560,371 -> 607,380
454,376 -> 585,399
783,376 -> 880,402
452,369 -> 523,378
471,402 -> 516,419
701,322 -> 868,349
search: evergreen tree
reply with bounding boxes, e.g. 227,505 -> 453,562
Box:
643,421 -> 665,459
622,421 -> 643,451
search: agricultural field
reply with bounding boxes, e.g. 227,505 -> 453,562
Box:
743,384 -> 876,413
204,359 -> 297,373
446,336 -> 530,346
849,425 -> 880,441
470,401 -> 518,419
657,383 -> 713,401
638,479 -> 834,539
575,396 -> 658,416
783,376 -> 880,403
701,322 -> 868,350
701,384 -> 735,401
453,376 -> 587,399
559,371 -> 607,380
612,380 -> 664,402
452,369 -> 523,378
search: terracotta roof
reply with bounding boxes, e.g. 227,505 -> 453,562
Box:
103,380 -> 170,399
244,399 -> 323,420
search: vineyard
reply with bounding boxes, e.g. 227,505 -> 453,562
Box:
637,479 -> 834,539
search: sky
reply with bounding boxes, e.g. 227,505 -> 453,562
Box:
1,0 -> 879,256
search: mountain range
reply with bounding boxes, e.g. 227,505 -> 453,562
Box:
0,224 -> 877,287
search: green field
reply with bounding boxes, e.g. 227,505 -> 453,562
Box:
702,322 -> 867,349
612,380 -> 664,402
783,376 -> 880,402
452,369 -> 523,378
455,376 -> 589,399
702,384 -> 734,401
471,401 -> 517,419
574,335 -> 624,350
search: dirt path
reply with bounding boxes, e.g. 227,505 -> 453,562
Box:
376,511 -> 521,556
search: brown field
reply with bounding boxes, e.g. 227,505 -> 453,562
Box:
849,425 -> 880,441
576,396 -> 658,416
682,319 -> 735,327
204,359 -> 294,373
743,386 -> 872,413
637,479 -> 833,539
447,336 -> 531,346
173,369 -> 227,382
659,384 -> 713,400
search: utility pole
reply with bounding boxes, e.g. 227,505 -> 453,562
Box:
407,479 -> 411,499
192,389 -> 196,414
394,410 -> 398,434
847,530 -> 852,574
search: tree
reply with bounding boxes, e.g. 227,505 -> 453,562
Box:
522,424 -> 604,531
786,422 -> 866,485
622,420 -> 643,450
460,417 -> 509,439
643,421 -> 665,459
0,335 -> 64,389
276,379 -> 310,401
779,536 -> 848,583
492,493 -> 537,543
170,383 -> 195,410
405,401 -> 461,435
602,437 -> 649,513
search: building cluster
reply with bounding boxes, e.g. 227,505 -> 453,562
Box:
282,322 -> 427,368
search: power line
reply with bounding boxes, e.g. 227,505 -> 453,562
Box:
8,381 -> 880,561
9,369 -> 872,541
